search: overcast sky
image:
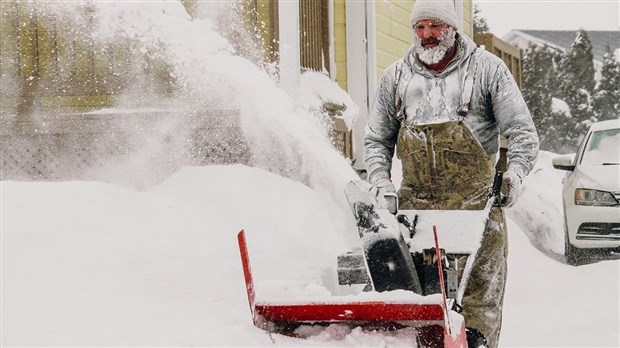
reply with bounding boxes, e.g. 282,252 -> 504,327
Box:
476,0 -> 620,38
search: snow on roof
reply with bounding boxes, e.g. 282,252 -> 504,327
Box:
505,30 -> 620,63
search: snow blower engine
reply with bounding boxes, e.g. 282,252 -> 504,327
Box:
337,245 -> 459,299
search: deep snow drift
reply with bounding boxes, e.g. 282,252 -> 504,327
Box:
2,151 -> 619,347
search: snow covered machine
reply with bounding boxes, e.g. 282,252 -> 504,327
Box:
238,173 -> 504,347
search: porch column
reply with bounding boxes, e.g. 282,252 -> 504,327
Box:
346,0 -> 375,171
278,0 -> 301,96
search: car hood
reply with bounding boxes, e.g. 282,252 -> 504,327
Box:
574,165 -> 620,192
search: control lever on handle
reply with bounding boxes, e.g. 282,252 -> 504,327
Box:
384,192 -> 398,215
490,171 -> 506,207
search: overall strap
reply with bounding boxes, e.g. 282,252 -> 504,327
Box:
396,48 -> 478,122
457,48 -> 478,117
394,60 -> 411,124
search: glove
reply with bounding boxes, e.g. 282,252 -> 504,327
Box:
371,178 -> 398,214
501,170 -> 523,208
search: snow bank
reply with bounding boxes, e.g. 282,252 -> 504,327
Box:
3,156 -> 619,346
507,150 -> 567,256
2,165 -> 351,346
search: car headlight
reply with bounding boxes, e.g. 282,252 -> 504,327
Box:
574,189 -> 619,206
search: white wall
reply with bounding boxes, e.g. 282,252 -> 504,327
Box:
345,0 -> 373,170
278,0 -> 300,96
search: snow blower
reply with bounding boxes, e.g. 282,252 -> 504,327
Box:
238,172 -> 504,347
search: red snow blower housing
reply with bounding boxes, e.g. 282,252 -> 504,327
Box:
238,173 -> 504,347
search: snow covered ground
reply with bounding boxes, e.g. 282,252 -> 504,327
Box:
2,2 -> 619,347
2,152 -> 619,347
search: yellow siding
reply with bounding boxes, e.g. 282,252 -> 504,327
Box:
462,0 -> 473,38
334,0 -> 347,90
376,12 -> 390,34
74,36 -> 91,78
93,38 -> 110,78
377,48 -> 401,69
255,0 -> 274,58
0,0 -> 179,116
0,2 -> 19,79
374,0 -> 474,82
16,2 -> 37,78
112,42 -> 127,77
36,12 -> 55,77
334,28 -> 347,61
55,16 -> 73,80
256,0 -> 272,28
375,0 -> 414,82
41,95 -> 115,108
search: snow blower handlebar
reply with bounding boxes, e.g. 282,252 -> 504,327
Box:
490,171 -> 505,207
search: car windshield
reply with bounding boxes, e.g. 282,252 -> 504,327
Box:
581,128 -> 620,165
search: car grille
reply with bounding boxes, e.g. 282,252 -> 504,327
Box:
577,223 -> 620,241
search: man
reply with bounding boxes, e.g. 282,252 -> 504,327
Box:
364,0 -> 539,347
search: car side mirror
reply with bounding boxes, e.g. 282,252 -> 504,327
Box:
552,156 -> 575,171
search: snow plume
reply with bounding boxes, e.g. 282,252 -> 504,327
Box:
31,3 -> 358,199
28,1 -> 359,239
90,0 -> 362,292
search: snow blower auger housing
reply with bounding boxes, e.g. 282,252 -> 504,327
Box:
238,230 -> 466,347
237,173 -> 503,347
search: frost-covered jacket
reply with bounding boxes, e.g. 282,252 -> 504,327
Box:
364,33 -> 539,185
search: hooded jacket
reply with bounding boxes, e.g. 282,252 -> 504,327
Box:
364,33 -> 539,185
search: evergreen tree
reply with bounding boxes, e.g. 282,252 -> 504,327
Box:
522,44 -> 554,137
522,44 -> 577,153
557,29 -> 596,138
473,3 -> 490,35
593,46 -> 620,121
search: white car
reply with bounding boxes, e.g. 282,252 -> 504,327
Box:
552,119 -> 620,265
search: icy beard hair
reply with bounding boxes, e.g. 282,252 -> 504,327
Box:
413,26 -> 457,65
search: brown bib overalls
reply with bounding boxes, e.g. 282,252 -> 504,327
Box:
397,120 -> 508,348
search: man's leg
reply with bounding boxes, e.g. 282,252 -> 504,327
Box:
459,208 -> 508,348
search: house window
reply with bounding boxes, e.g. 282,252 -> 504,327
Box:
299,0 -> 330,73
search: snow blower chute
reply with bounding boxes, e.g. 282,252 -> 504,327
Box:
238,173 -> 504,347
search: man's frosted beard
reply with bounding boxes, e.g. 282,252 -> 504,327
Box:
414,27 -> 456,65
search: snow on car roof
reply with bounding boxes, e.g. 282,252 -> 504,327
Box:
589,118 -> 620,132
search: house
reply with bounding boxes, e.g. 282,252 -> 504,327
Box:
247,0 -> 476,170
1,1 -> 486,179
249,1 -> 540,171
502,29 -> 620,81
